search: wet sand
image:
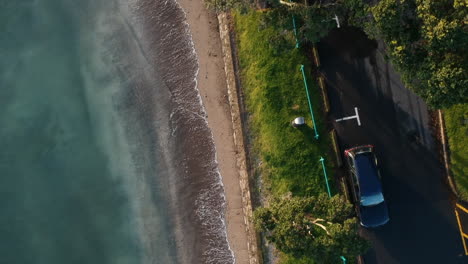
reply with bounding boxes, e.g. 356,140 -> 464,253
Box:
176,1 -> 250,263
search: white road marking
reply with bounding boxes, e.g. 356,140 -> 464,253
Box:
333,14 -> 340,28
335,107 -> 361,126
355,107 -> 361,126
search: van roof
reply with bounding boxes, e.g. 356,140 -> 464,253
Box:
355,153 -> 383,202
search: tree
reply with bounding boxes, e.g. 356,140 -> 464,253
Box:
425,55 -> 468,107
369,0 -> 468,108
414,0 -> 468,107
292,4 -> 337,44
254,194 -> 369,262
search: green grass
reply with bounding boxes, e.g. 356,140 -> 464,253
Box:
234,9 -> 333,198
445,104 -> 468,200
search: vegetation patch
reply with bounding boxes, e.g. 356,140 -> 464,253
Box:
445,104 -> 468,200
254,195 -> 369,263
367,0 -> 468,108
234,9 -> 331,197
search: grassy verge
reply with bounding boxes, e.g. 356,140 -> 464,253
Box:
233,11 -> 338,263
234,9 -> 333,199
445,104 -> 468,200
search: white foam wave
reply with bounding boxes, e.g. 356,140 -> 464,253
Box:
170,1 -> 235,263
122,0 -> 235,262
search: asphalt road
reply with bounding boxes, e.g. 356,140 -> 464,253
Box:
318,27 -> 467,263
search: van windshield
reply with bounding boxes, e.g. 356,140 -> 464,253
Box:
361,192 -> 384,206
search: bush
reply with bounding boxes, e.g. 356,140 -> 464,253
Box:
369,0 -> 468,108
254,195 -> 369,262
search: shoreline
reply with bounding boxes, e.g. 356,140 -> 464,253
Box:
176,1 -> 253,263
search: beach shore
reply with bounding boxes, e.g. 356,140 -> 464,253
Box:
177,1 -> 250,263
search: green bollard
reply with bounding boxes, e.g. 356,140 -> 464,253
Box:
301,65 -> 319,139
319,157 -> 331,197
289,0 -> 299,48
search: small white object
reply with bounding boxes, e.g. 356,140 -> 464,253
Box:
292,117 -> 305,127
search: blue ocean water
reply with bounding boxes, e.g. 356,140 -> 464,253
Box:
0,0 -> 233,263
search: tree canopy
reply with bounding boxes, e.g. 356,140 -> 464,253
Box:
254,194 -> 369,262
369,0 -> 468,108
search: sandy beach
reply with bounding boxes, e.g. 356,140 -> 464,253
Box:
177,1 -> 250,263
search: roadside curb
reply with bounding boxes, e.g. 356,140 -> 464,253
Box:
340,177 -> 350,202
312,44 -> 320,68
217,12 -> 260,264
318,75 -> 330,113
437,110 -> 460,199
330,129 -> 342,167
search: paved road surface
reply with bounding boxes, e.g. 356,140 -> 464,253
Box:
318,27 -> 467,263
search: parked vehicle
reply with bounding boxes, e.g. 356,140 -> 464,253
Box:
344,145 -> 389,228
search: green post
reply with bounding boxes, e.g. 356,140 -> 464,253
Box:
320,157 -> 347,263
289,0 -> 299,48
319,157 -> 331,197
300,65 -> 319,139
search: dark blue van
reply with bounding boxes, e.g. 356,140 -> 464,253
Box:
345,145 -> 389,228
